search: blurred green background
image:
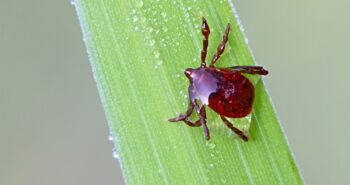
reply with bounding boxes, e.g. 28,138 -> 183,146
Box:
1,0 -> 349,185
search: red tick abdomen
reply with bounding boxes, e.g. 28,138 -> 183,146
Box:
208,73 -> 254,118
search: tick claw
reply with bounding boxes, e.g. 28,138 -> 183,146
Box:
168,118 -> 177,122
262,69 -> 269,75
241,135 -> 249,142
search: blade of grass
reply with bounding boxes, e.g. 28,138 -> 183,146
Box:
74,0 -> 304,184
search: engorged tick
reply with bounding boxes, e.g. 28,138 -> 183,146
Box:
168,17 -> 268,142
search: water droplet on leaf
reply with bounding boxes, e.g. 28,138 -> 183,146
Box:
161,12 -> 167,18
112,148 -> 119,159
207,142 -> 216,149
136,0 -> 143,8
108,131 -> 114,141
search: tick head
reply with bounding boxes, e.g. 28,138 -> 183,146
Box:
184,68 -> 195,79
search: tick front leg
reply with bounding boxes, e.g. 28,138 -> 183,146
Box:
209,22 -> 230,67
201,17 -> 210,68
168,101 -> 201,127
230,66 -> 268,75
220,116 -> 248,142
168,102 -> 194,122
194,103 -> 210,141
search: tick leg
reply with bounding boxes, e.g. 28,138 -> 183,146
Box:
220,116 -> 248,142
209,22 -> 230,67
168,102 -> 194,122
183,118 -> 201,127
168,101 -> 201,127
194,103 -> 210,141
230,66 -> 268,75
201,17 -> 210,68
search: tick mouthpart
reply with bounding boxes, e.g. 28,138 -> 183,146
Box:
184,68 -> 194,78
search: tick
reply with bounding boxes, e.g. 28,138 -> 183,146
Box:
168,17 -> 268,142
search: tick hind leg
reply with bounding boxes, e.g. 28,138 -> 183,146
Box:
209,22 -> 230,67
201,17 -> 210,68
220,116 -> 248,142
230,66 -> 268,75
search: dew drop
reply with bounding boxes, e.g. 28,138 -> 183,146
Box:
132,15 -> 138,22
161,12 -> 167,18
136,0 -> 144,8
154,51 -> 160,59
149,27 -> 154,33
244,37 -> 249,44
162,27 -> 168,32
150,39 -> 155,46
108,131 -> 114,141
70,0 -> 75,5
207,142 -> 216,149
112,148 -> 119,159
154,60 -> 163,69
239,24 -> 245,32
221,179 -> 227,184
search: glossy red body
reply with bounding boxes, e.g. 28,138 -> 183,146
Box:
168,17 -> 268,142
186,67 -> 254,118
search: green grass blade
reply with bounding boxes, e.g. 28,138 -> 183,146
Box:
74,0 -> 304,184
